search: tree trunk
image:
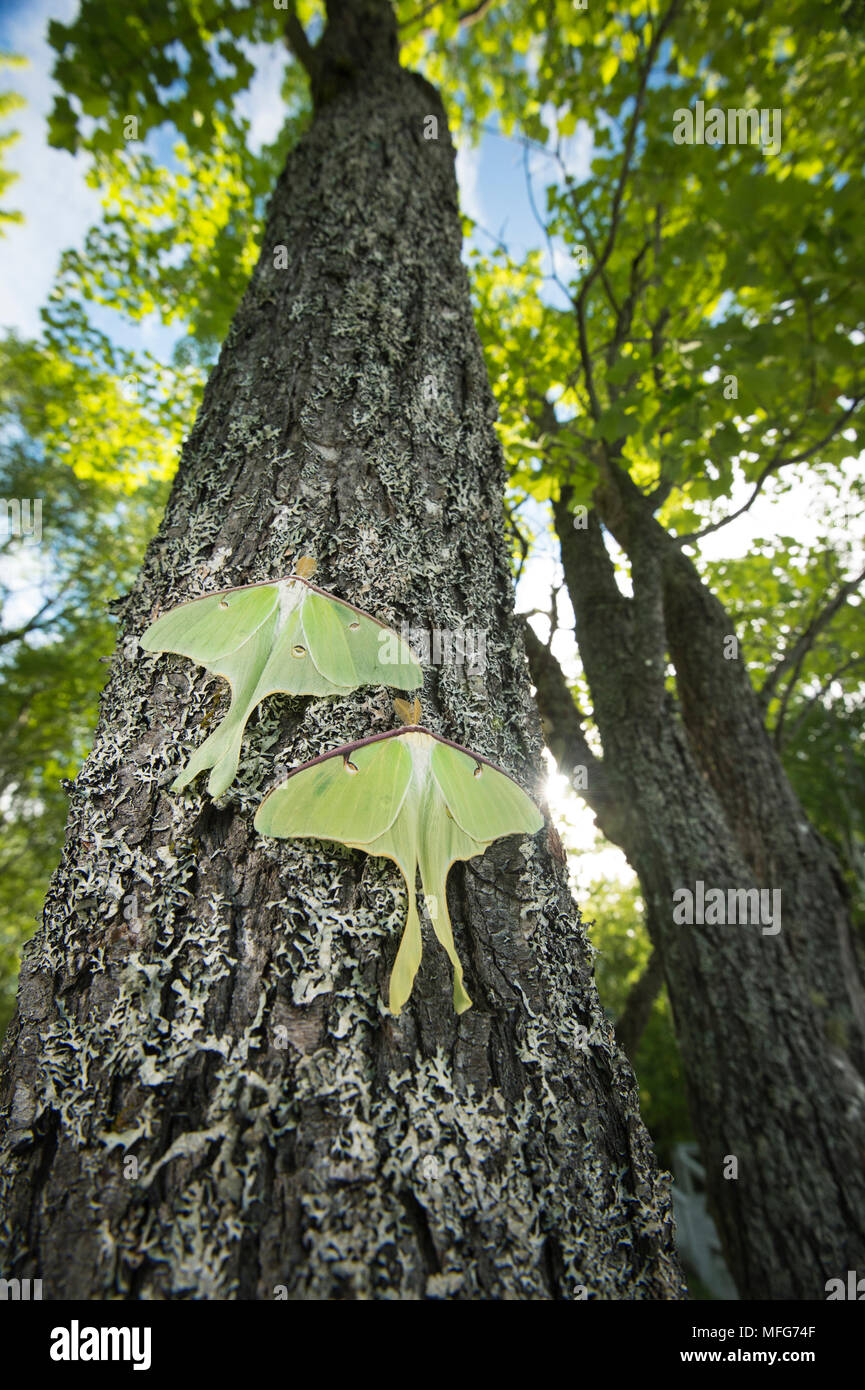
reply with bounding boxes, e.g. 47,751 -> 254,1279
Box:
530,473 -> 865,1299
0,1 -> 684,1301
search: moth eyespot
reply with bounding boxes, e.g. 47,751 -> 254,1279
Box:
348,621 -> 360,631
344,759 -> 359,775
473,764 -> 482,779
292,645 -> 306,657
219,599 -> 229,609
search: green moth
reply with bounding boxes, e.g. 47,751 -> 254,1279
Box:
254,703 -> 544,1014
140,559 -> 422,797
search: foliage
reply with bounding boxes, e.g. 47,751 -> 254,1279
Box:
461,0 -> 865,524
0,51 -> 26,234
45,0 -> 315,361
457,0 -> 865,1052
0,332 -> 178,1034
707,528 -> 865,921
4,326 -> 200,489
580,868 -> 692,1165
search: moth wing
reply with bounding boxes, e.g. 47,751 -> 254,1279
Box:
255,599 -> 355,699
254,736 -> 413,846
410,754 -> 484,1016
301,589 -> 422,692
429,740 -> 544,843
140,584 -> 279,665
356,786 -> 425,1015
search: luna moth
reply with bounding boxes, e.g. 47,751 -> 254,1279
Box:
254,702 -> 544,1014
140,558 -> 422,797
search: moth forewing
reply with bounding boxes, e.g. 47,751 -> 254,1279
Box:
140,582 -> 280,664
143,576 -> 423,795
430,740 -> 544,842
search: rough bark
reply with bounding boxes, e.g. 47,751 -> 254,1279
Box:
0,3 -> 684,1301
530,472 -> 865,1300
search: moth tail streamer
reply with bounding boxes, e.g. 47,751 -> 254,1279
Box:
423,875 -> 472,1014
388,880 -> 423,1016
170,711 -> 246,798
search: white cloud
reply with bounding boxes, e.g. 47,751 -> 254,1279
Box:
455,134 -> 484,224
235,41 -> 289,152
0,0 -> 104,337
696,456 -> 864,563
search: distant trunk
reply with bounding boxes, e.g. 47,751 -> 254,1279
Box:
530,468 -> 865,1299
0,0 -> 683,1300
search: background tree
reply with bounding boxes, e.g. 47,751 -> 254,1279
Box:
457,0 -> 865,1297
0,0 -> 684,1300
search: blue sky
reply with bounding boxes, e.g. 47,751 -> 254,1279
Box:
1,0 -> 103,337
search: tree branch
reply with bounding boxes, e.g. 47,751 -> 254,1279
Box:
574,0 -> 682,320
759,564 -> 865,714
565,1 -> 681,420
555,156 -> 623,328
456,0 -> 497,24
522,618 -> 628,846
614,946 -> 666,1061
523,144 -> 580,315
679,397 -> 863,545
282,0 -> 320,79
780,655 -> 865,750
589,457 -> 670,693
398,0 -> 496,31
504,499 -> 531,583
0,590 -> 67,649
